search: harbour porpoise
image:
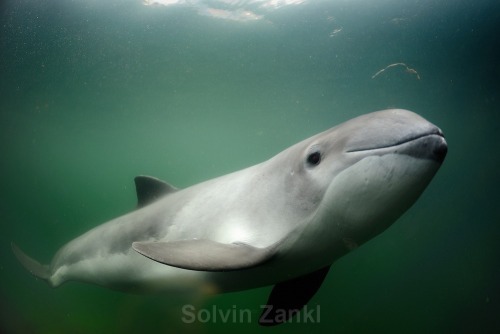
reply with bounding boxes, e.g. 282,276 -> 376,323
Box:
12,109 -> 447,325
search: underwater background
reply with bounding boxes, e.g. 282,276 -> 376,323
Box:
1,0 -> 499,333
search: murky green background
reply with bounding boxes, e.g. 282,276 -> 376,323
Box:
1,0 -> 499,333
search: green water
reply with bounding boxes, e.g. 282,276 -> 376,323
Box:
1,0 -> 499,333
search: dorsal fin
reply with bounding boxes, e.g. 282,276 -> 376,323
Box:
134,175 -> 178,207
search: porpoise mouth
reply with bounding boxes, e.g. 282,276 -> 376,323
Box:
346,129 -> 447,163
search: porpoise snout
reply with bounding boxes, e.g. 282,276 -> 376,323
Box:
343,109 -> 448,163
431,133 -> 447,163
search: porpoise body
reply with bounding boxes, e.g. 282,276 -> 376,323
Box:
13,109 -> 447,325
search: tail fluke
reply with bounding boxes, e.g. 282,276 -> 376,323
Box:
11,242 -> 51,282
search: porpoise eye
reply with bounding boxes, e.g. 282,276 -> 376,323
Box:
307,151 -> 321,166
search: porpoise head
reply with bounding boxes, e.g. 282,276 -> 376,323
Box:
276,109 -> 447,265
